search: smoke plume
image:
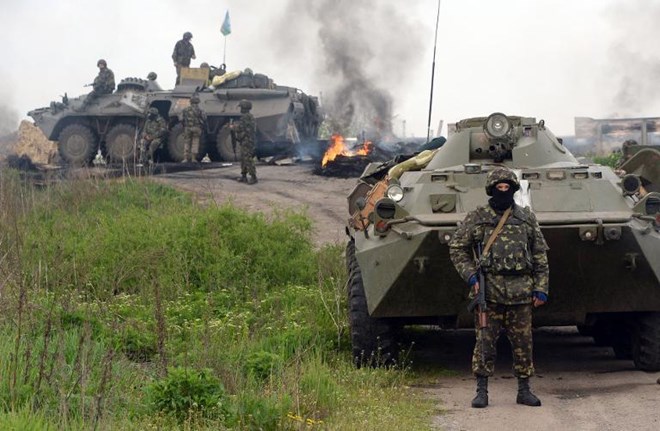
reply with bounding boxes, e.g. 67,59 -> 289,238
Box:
274,0 -> 427,139
606,0 -> 660,117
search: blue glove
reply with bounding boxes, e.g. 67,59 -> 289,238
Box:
468,274 -> 478,287
532,291 -> 548,302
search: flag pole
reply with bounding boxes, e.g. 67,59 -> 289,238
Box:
223,36 -> 227,65
426,0 -> 441,143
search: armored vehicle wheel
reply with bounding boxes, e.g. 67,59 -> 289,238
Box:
346,240 -> 398,367
58,124 -> 97,166
167,124 -> 207,162
632,312 -> 660,371
217,127 -> 239,162
105,123 -> 138,163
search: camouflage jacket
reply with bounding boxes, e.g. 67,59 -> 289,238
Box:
449,204 -> 549,305
93,68 -> 115,94
234,113 -> 256,149
172,39 -> 195,66
182,105 -> 206,130
142,115 -> 168,140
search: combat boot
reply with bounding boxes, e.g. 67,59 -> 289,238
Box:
471,376 -> 488,408
516,377 -> 541,406
247,176 -> 258,185
237,175 -> 248,183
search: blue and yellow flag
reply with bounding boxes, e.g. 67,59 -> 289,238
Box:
221,11 -> 231,36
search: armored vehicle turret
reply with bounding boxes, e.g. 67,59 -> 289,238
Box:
346,113 -> 660,370
27,67 -> 322,165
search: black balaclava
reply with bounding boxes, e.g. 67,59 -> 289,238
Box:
488,181 -> 515,211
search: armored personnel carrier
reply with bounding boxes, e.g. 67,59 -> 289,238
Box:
346,113 -> 660,370
27,68 -> 322,165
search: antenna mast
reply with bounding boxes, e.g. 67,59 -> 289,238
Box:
426,0 -> 441,142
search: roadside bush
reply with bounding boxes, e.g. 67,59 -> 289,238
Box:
234,392 -> 292,431
147,367 -> 230,422
593,152 -> 621,167
244,351 -> 284,381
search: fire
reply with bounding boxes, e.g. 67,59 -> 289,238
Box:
321,134 -> 373,167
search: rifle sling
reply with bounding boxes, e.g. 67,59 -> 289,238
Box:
482,206 -> 511,258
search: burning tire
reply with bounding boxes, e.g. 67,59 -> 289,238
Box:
105,123 -> 138,163
346,240 -> 398,367
58,124 -> 97,166
632,312 -> 660,371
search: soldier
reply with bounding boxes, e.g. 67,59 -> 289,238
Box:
172,32 -> 196,85
231,99 -> 258,184
145,72 -> 162,91
449,167 -> 549,409
615,139 -> 638,170
139,107 -> 168,164
181,94 -> 206,163
79,59 -> 115,111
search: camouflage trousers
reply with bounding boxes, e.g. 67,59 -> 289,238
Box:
240,141 -> 256,178
472,303 -> 534,378
183,127 -> 201,161
139,137 -> 163,163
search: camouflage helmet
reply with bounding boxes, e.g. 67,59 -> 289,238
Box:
148,107 -> 159,115
622,139 -> 638,148
239,99 -> 252,111
97,59 -> 107,67
485,167 -> 520,196
200,62 -> 210,68
147,72 -> 157,80
183,31 -> 193,39
190,94 -> 200,104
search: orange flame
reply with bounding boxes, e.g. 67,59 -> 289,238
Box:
321,134 -> 373,167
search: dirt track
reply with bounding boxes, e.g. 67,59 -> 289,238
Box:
155,163 -> 660,431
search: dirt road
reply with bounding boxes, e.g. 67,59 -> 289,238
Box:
154,162 -> 355,247
156,163 -> 660,431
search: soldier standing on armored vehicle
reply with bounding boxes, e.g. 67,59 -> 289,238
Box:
172,32 -> 196,85
231,100 -> 258,184
79,59 -> 115,111
181,94 -> 206,163
139,108 -> 168,164
449,167 -> 549,409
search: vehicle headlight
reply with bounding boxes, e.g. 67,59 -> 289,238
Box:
386,184 -> 404,202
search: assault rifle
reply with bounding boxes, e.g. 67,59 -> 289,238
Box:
228,119 -> 237,160
467,242 -> 488,329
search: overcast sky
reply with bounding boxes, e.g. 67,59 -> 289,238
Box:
1,0 -> 659,138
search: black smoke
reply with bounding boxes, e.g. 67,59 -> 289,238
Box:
606,0 -> 660,116
273,0 -> 427,139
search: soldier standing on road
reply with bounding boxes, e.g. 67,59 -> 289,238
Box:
181,94 -> 206,163
172,32 -> 196,85
139,107 -> 168,164
231,99 -> 258,184
79,59 -> 115,111
449,167 -> 549,409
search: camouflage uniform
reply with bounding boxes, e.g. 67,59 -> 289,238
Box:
615,139 -> 638,170
450,201 -> 549,377
233,100 -> 257,183
172,33 -> 195,85
181,97 -> 206,162
449,167 -> 548,408
139,108 -> 168,163
80,60 -> 115,110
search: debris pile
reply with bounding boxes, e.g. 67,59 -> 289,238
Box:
13,120 -> 58,165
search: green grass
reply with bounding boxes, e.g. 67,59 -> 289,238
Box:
0,171 -> 437,430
